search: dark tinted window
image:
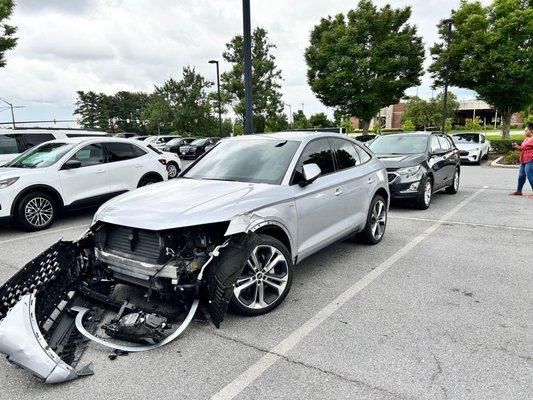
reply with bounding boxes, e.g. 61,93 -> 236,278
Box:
295,139 -> 335,178
66,133 -> 108,138
0,134 -> 19,154
330,138 -> 360,170
20,134 -> 55,150
104,143 -> 145,162
71,144 -> 105,167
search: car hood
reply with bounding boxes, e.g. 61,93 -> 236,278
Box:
93,178 -> 290,231
453,142 -> 480,151
375,153 -> 427,169
0,167 -> 46,180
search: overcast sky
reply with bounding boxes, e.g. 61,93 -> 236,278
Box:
0,0 -> 489,127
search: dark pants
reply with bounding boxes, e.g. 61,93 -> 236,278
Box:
517,161 -> 533,191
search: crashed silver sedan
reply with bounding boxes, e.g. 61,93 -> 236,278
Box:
0,131 -> 389,383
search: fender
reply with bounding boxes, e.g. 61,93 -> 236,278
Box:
10,184 -> 64,215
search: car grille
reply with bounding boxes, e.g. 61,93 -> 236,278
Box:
97,225 -> 164,264
459,151 -> 469,156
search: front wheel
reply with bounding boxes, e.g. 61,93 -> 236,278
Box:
445,168 -> 460,194
166,162 -> 180,179
230,234 -> 293,316
16,191 -> 57,231
416,177 -> 433,210
356,195 -> 387,245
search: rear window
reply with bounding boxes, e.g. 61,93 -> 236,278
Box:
0,134 -> 19,154
20,133 -> 55,150
104,143 -> 146,162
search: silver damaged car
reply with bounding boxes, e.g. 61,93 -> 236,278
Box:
0,132 -> 389,383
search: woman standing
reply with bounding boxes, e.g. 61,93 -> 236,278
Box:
509,122 -> 533,198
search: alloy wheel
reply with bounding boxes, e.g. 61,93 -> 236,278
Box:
233,245 -> 289,310
167,164 -> 178,178
370,199 -> 387,241
24,197 -> 54,228
424,181 -> 432,206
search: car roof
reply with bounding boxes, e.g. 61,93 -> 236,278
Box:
376,131 -> 435,138
228,131 -> 350,142
451,132 -> 484,135
45,137 -> 146,145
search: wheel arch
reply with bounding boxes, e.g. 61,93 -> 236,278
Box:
373,187 -> 389,205
251,222 -> 293,260
137,172 -> 164,187
11,184 -> 64,216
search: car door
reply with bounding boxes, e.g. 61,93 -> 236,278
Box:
437,134 -> 458,186
292,138 -> 348,260
58,143 -> 110,205
428,134 -> 446,189
329,138 -> 372,230
104,142 -> 150,193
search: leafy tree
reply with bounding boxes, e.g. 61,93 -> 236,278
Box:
74,91 -> 110,131
292,110 -> 309,130
221,118 -> 233,137
111,91 -> 150,133
340,118 -> 356,134
402,118 -> 415,131
265,113 -> 289,132
309,112 -> 334,128
444,118 -> 453,133
0,0 -> 17,68
403,92 -> 459,130
430,0 -> 533,138
140,94 -> 174,134
305,0 -> 425,134
221,27 -> 284,133
465,116 -> 482,130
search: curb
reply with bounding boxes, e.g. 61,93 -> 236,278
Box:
490,156 -> 519,169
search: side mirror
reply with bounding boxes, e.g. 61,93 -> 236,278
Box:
432,148 -> 447,156
300,163 -> 321,187
62,159 -> 82,170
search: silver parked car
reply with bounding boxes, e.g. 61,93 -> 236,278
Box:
0,132 -> 389,383
91,132 -> 390,315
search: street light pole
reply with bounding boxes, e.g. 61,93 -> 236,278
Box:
209,60 -> 223,137
284,103 -> 292,130
242,0 -> 253,135
0,97 -> 16,129
441,19 -> 453,133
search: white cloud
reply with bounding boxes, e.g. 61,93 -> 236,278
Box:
1,0 -> 489,127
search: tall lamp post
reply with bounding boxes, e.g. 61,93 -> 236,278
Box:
242,0 -> 253,135
209,60 -> 223,137
441,18 -> 453,133
0,97 -> 19,129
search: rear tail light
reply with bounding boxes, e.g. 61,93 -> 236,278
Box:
158,159 -> 167,165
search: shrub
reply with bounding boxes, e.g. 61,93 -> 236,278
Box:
402,119 -> 414,131
503,150 -> 520,165
490,139 -> 516,154
445,118 -> 453,133
465,117 -> 482,130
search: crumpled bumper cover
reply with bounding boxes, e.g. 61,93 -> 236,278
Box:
0,293 -> 78,383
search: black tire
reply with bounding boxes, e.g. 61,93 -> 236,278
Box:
230,234 -> 293,316
15,191 -> 57,231
475,152 -> 482,165
138,174 -> 161,187
445,168 -> 460,194
415,176 -> 433,210
166,162 -> 180,179
356,195 -> 388,245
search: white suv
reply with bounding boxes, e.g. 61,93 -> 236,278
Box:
0,137 -> 167,231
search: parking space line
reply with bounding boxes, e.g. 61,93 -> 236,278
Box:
0,223 -> 88,246
391,216 -> 533,233
211,188 -> 486,400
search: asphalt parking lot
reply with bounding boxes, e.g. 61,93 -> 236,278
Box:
0,163 -> 530,400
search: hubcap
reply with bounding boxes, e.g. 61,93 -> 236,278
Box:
25,197 -> 53,227
167,164 -> 178,178
424,181 -> 432,205
233,245 -> 289,310
370,200 -> 387,240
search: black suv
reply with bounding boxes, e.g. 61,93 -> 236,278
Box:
368,132 -> 460,209
162,137 -> 196,154
179,137 -> 220,159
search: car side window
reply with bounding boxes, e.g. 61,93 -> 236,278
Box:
354,143 -> 372,164
20,134 -> 55,150
104,143 -> 145,162
430,135 -> 441,152
330,138 -> 360,170
0,134 -> 19,154
71,144 -> 105,167
438,135 -> 451,150
446,136 -> 456,149
293,139 -> 335,184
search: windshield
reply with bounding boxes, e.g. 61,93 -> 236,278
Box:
167,138 -> 183,146
452,134 -> 480,144
144,137 -> 157,144
368,135 -> 428,155
6,142 -> 74,168
183,138 -> 300,184
191,138 -> 208,146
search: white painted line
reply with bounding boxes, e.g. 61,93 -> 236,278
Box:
391,216 -> 533,233
212,188 -> 486,400
0,223 -> 88,246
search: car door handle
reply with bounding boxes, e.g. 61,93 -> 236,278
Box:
95,169 -> 106,174
134,163 -> 143,168
334,188 -> 344,196
367,177 -> 375,184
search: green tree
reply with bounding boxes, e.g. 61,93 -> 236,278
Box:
111,91 -> 150,133
430,0 -> 533,139
292,110 -> 309,130
140,94 -> 174,134
221,27 -> 284,133
74,91 -> 110,131
403,92 -> 459,130
305,0 -> 425,134
309,112 -> 334,128
340,118 -> 356,134
402,118 -> 415,131
0,0 -> 17,68
265,113 -> 289,132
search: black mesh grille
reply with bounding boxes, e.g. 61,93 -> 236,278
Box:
459,151 -> 469,156
104,225 -> 162,263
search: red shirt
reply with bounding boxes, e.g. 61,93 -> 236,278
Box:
518,136 -> 533,164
